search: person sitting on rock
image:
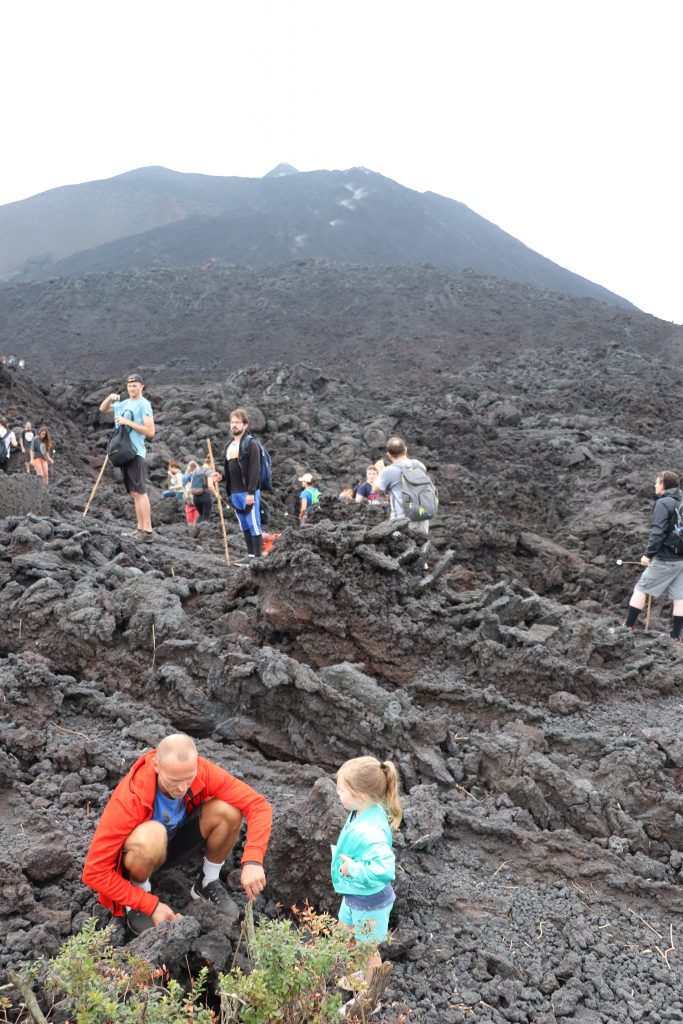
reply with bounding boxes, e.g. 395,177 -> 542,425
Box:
82,733 -> 272,936
162,460 -> 185,502
622,470 -> 683,641
182,461 -> 200,526
298,472 -> 321,522
355,465 -> 381,504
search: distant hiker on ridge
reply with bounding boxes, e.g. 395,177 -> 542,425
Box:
223,408 -> 263,564
99,374 -> 155,539
82,733 -> 272,936
622,470 -> 683,641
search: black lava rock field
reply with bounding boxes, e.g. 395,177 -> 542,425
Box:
2,344 -> 683,1023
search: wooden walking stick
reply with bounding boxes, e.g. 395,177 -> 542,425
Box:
645,593 -> 652,631
206,438 -> 230,566
83,453 -> 109,516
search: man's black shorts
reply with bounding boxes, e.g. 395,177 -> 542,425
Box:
122,455 -> 147,495
164,808 -> 204,868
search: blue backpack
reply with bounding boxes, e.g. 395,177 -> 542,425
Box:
241,433 -> 272,491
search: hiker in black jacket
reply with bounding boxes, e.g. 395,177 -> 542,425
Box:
623,470 -> 683,640
224,408 -> 263,565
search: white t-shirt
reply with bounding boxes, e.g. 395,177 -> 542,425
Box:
0,428 -> 17,456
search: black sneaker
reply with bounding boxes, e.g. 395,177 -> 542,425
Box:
190,874 -> 232,908
126,907 -> 155,935
232,555 -> 255,567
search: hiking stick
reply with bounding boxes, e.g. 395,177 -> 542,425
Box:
615,559 -> 644,566
645,593 -> 652,630
83,453 -> 109,516
206,439 -> 230,566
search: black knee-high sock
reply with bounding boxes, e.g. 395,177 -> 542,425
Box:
671,616 -> 683,639
625,606 -> 641,628
252,534 -> 262,558
243,531 -> 254,555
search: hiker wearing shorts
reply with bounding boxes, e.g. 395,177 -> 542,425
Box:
30,426 -> 54,484
82,733 -> 271,937
224,408 -> 262,562
623,470 -> 683,640
99,374 -> 155,539
19,422 -> 35,474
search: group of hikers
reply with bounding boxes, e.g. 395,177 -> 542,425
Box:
0,418 -> 54,483
5,370 -> 683,1017
81,734 -> 399,1016
0,354 -> 27,369
99,373 -> 438,564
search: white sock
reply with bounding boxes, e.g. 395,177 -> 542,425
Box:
202,857 -> 223,886
131,878 -> 152,893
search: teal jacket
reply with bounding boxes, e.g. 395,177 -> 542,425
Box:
330,804 -> 395,896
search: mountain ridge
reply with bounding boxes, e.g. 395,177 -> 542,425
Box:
0,165 -> 633,308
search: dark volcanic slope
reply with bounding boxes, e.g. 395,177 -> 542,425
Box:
1,166 -> 630,306
2,346 -> 683,1023
0,263 -> 676,381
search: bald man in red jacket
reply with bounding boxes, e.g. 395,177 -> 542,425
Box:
83,734 -> 272,935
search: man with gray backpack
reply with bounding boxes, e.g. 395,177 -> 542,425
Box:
375,436 -> 438,534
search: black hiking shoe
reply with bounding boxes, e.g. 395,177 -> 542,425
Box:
233,554 -> 256,567
126,907 -> 155,935
190,874 -> 232,908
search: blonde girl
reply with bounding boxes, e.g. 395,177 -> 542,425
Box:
331,756 -> 402,1002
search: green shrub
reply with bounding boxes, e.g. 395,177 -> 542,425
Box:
219,904 -> 373,1024
19,918 -> 215,1024
8,906 -> 376,1024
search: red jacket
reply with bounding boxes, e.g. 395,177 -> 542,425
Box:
82,750 -> 272,917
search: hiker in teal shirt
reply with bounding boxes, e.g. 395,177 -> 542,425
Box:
298,472 -> 321,522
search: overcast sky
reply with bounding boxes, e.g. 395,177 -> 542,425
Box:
3,1 -> 681,322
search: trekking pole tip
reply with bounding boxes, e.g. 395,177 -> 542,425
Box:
615,559 -> 623,565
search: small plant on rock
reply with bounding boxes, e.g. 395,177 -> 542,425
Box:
218,903 -> 375,1024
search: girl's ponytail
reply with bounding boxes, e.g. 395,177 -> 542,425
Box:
381,760 -> 402,829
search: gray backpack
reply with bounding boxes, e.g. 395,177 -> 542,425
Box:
400,461 -> 438,522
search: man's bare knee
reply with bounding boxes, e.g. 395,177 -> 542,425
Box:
200,799 -> 243,835
123,821 -> 167,874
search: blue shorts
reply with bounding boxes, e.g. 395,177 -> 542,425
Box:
231,491 -> 262,536
338,898 -> 393,943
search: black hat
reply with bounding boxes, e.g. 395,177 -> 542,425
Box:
127,373 -> 144,383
